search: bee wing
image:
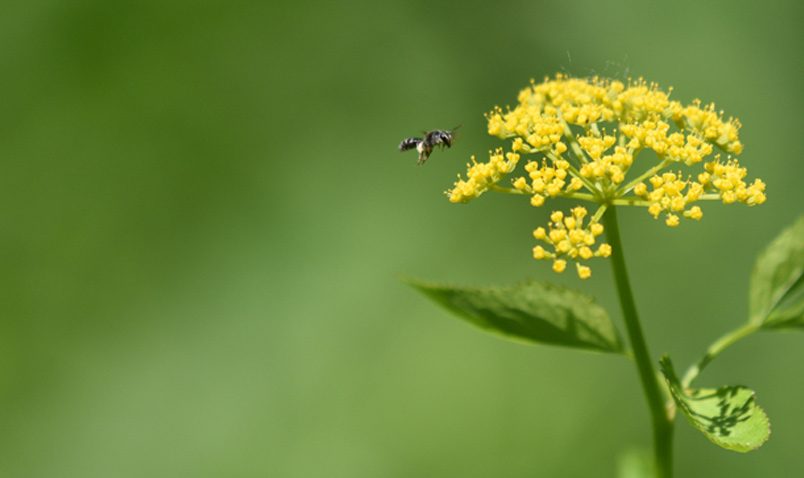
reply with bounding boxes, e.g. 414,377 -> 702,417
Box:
447,124 -> 462,145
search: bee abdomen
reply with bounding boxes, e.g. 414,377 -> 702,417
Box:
399,137 -> 422,152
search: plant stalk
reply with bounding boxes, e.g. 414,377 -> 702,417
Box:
603,206 -> 674,478
681,322 -> 759,387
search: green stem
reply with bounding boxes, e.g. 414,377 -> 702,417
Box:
591,204 -> 608,223
488,185 -> 598,203
546,151 -> 600,195
619,158 -> 671,196
603,206 -> 674,478
489,185 -> 528,195
681,323 -> 759,388
698,193 -> 721,201
557,115 -> 590,164
611,197 -> 650,207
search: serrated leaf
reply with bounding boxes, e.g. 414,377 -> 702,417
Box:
409,279 -> 623,353
750,216 -> 804,329
660,356 -> 770,453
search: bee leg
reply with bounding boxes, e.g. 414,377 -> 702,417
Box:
417,142 -> 433,165
417,150 -> 431,165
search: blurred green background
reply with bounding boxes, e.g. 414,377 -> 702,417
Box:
1,0 -> 801,476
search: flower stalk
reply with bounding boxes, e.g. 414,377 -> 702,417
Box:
681,322 -> 760,387
604,206 -> 674,478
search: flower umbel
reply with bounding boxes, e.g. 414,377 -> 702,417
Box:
448,148 -> 520,203
448,74 -> 766,278
532,207 -> 611,279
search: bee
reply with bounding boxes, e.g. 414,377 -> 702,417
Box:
398,125 -> 461,165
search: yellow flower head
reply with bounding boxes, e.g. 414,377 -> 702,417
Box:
448,148 -> 520,203
531,207 -> 611,279
447,74 -> 766,277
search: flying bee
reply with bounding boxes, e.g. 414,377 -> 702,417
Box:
399,125 -> 461,165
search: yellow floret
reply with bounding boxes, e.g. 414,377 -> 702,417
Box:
576,264 -> 592,279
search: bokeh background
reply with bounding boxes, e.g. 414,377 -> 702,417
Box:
1,0 -> 801,476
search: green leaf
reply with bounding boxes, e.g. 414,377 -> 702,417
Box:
750,215 -> 804,329
660,356 -> 770,453
408,279 -> 623,353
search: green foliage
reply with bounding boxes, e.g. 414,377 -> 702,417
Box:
660,357 -> 770,453
409,280 -> 623,353
750,215 -> 804,329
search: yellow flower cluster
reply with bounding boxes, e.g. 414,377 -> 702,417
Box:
487,106 -> 564,150
577,134 -> 633,184
633,173 -> 705,227
532,207 -> 611,279
447,74 -> 766,278
615,81 -> 680,123
633,155 -> 767,226
529,76 -> 618,125
674,100 -> 743,154
699,157 -> 766,205
448,148 -> 520,203
513,157 -> 584,206
619,121 -> 713,166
